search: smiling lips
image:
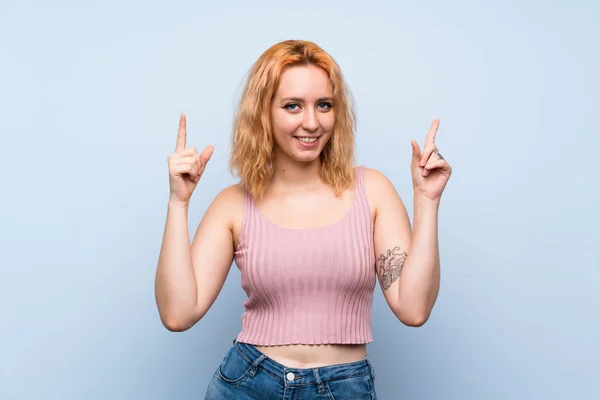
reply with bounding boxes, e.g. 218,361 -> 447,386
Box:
294,136 -> 320,148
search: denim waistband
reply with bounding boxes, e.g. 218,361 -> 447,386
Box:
232,339 -> 376,387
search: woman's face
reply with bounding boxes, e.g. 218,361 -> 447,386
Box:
270,65 -> 335,164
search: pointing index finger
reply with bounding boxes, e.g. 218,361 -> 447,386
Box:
176,113 -> 187,151
419,119 -> 440,167
426,119 -> 440,145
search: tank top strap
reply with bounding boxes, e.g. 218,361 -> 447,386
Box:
239,184 -> 257,245
351,165 -> 374,233
241,184 -> 254,211
354,164 -> 368,202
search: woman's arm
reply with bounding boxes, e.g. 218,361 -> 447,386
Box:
366,168 -> 440,327
398,194 -> 440,325
154,184 -> 241,332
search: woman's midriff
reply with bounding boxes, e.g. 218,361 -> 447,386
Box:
254,343 -> 367,369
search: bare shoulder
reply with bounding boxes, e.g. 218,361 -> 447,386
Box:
206,183 -> 244,226
362,167 -> 402,213
211,182 -> 244,207
204,182 -> 244,246
363,167 -> 394,191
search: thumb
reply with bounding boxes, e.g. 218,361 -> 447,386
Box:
411,140 -> 422,167
199,145 -> 215,166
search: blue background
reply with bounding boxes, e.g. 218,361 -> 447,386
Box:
1,0 -> 598,398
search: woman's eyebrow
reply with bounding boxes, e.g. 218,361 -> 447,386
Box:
280,97 -> 334,102
280,97 -> 304,103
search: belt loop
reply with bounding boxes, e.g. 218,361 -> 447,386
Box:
365,357 -> 376,382
248,354 -> 266,377
312,368 -> 326,394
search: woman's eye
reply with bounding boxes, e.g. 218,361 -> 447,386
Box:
284,104 -> 300,111
317,102 -> 333,110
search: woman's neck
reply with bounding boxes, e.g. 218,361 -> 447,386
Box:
270,156 -> 324,192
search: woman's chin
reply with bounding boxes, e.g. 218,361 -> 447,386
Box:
291,150 -> 322,164
274,143 -> 327,164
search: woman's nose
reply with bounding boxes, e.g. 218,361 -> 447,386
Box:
301,109 -> 319,132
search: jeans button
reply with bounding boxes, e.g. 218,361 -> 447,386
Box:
286,372 -> 295,381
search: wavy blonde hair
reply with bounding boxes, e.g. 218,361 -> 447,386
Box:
229,40 -> 356,200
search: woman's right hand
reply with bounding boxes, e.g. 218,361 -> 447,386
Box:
167,113 -> 214,205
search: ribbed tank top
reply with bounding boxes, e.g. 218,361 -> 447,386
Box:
234,165 -> 377,346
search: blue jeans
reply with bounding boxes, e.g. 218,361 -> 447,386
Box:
205,339 -> 377,399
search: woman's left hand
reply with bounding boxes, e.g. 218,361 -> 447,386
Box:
410,119 -> 452,201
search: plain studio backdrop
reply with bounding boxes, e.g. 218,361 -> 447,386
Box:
1,1 -> 598,399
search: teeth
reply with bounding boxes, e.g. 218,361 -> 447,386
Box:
296,137 -> 317,143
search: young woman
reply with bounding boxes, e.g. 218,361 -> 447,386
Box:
155,40 -> 452,399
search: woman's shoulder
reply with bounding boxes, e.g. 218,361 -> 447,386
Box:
210,182 -> 245,211
360,166 -> 394,192
359,166 -> 404,211
214,182 -> 244,200
204,183 -> 245,228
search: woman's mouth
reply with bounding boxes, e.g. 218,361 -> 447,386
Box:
294,136 -> 319,148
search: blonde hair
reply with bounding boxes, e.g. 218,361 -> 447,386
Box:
229,40 -> 356,200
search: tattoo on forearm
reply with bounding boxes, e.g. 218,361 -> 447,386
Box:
377,246 -> 407,290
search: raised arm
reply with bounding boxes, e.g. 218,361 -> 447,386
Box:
154,113 -> 238,332
366,119 -> 452,327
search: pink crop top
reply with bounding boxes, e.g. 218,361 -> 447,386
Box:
233,166 -> 377,346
